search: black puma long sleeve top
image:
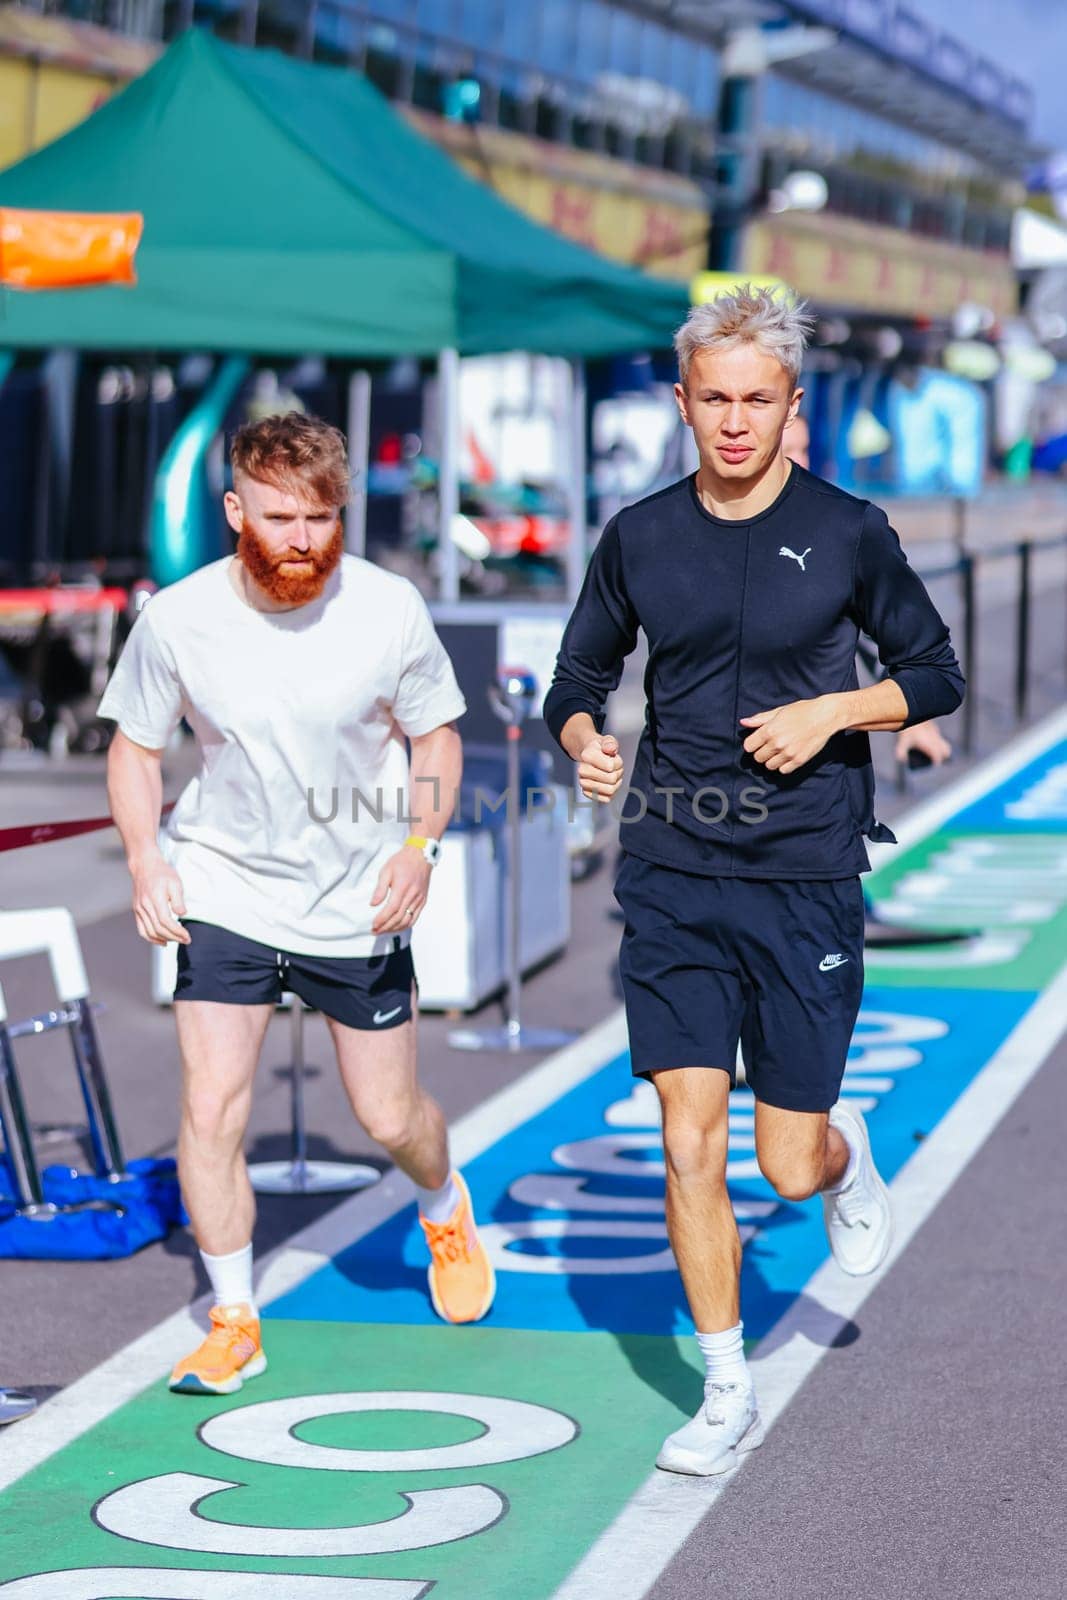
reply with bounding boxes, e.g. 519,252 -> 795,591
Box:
543,466 -> 964,879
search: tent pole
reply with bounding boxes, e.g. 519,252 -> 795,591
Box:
438,346 -> 461,602
566,357 -> 588,603
346,368 -> 371,559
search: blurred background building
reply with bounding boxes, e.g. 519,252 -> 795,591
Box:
0,1 -> 1065,726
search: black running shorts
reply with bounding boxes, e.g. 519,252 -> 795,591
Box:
613,854 -> 864,1112
174,920 -> 417,1031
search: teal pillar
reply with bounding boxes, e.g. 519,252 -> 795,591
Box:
149,356 -> 250,586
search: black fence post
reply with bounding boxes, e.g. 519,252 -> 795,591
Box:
1015,541 -> 1031,723
952,496 -> 967,551
960,554 -> 976,756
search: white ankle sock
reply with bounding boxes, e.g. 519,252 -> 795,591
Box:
416,1173 -> 461,1223
200,1243 -> 256,1314
696,1323 -> 750,1390
829,1124 -> 861,1193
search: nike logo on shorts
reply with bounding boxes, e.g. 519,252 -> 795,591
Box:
819,953 -> 848,971
372,1005 -> 403,1025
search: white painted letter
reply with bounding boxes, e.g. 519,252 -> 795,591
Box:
480,1219 -> 682,1274
200,1391 -> 576,1473
552,1134 -> 664,1179
95,1473 -> 504,1556
0,1573 -> 424,1599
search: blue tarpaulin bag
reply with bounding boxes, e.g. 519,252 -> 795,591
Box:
0,1156 -> 185,1259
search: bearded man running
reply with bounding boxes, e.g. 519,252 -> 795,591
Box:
100,412 -> 494,1394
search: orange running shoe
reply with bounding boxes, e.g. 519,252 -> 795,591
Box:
419,1170 -> 496,1325
169,1303 -> 267,1395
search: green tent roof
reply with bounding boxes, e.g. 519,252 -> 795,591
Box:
0,31 -> 688,357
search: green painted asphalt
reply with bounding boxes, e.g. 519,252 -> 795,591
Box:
0,1321 -> 705,1596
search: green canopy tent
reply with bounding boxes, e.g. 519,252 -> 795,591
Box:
0,31 -> 689,592
0,29 -> 687,358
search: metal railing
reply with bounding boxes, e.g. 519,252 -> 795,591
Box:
915,531 -> 1067,757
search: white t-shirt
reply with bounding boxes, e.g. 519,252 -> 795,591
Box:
97,555 -> 466,957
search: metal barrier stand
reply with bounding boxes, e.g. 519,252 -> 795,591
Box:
449,666 -> 578,1055
0,906 -> 129,1220
7,1000 -> 126,1179
0,1003 -> 54,1219
248,999 -> 380,1196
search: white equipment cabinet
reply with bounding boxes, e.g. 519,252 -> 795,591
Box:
412,787 -> 570,1010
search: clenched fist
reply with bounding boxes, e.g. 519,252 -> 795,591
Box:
578,733 -> 625,803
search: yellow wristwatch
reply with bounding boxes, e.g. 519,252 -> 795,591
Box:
405,834 -> 442,866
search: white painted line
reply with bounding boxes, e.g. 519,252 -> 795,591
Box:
868,702 -> 1067,868
550,960 -> 1067,1600
0,1010 -> 628,1494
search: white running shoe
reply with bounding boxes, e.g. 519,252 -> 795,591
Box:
0,1389 -> 37,1427
823,1103 -> 893,1276
656,1382 -> 764,1476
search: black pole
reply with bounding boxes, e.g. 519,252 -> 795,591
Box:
0,1025 -> 46,1213
505,724 -> 523,1047
708,74 -> 757,271
238,0 -> 258,46
961,554 -> 976,756
289,1002 -> 308,1181
1015,540 -> 1031,723
69,998 -> 126,1178
298,0 -> 319,57
952,496 -> 967,551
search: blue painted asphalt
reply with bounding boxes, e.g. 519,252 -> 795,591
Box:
950,743 -> 1067,832
267,985 -> 1034,1340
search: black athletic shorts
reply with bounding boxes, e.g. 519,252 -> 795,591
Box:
174,920 -> 417,1031
613,854 -> 864,1112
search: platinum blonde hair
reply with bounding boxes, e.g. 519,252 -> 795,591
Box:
674,283 -> 814,389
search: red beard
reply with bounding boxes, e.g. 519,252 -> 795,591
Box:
237,521 -> 344,606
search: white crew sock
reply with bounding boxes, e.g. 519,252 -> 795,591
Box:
416,1172 -> 461,1223
696,1323 -> 751,1391
200,1243 -> 257,1315
828,1122 -> 861,1193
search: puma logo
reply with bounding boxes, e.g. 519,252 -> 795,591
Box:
779,546 -> 812,572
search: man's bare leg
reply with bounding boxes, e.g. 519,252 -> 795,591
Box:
756,1099 -> 892,1277
175,999 -> 273,1256
753,1102 -> 849,1201
652,1066 -> 763,1475
328,992 -> 495,1325
651,1067 -> 739,1330
169,999 -> 273,1395
326,993 -> 449,1191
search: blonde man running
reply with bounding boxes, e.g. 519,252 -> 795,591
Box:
547,287 -> 963,1474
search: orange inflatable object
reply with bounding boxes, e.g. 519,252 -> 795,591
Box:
0,208 -> 143,289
